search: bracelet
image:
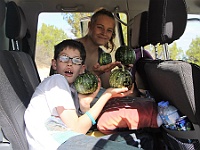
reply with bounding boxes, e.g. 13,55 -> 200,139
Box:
85,112 -> 96,125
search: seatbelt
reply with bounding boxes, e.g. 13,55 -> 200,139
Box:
0,126 -> 9,143
0,126 -> 12,150
0,126 -> 3,142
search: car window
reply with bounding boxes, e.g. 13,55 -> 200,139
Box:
35,13 -> 200,81
35,12 -> 127,81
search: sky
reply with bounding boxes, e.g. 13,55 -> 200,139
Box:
38,13 -> 200,51
38,13 -> 75,38
176,15 -> 200,51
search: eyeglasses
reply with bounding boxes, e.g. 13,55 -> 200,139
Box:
58,55 -> 83,65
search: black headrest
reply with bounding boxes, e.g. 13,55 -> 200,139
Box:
0,0 -> 5,26
131,11 -> 149,48
6,1 -> 27,40
148,0 -> 187,45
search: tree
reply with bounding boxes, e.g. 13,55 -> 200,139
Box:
144,44 -> 164,59
169,42 -> 184,60
63,13 -> 92,38
36,23 -> 69,67
144,42 -> 183,60
186,36 -> 200,66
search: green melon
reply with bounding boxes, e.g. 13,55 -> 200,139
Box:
115,46 -> 136,65
99,52 -> 112,65
74,72 -> 98,94
109,67 -> 133,90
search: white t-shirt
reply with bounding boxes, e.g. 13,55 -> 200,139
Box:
24,74 -> 77,150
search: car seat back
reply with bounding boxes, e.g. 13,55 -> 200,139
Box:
0,51 -> 30,150
130,11 -> 153,90
143,60 -> 200,138
131,11 -> 149,49
136,0 -> 200,145
0,0 -> 5,26
0,1 -> 40,150
148,0 -> 187,45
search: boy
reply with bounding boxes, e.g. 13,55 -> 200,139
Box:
24,39 -> 138,150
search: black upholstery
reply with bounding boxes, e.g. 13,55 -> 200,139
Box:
0,0 -> 5,26
148,0 -> 187,45
0,53 -> 40,149
130,11 -> 153,90
143,60 -> 200,124
135,0 -> 200,143
0,1 -> 40,150
0,52 -> 40,150
5,1 -> 27,41
131,11 -> 149,49
137,59 -> 200,141
5,1 -> 33,56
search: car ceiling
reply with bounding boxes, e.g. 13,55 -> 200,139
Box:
4,0 -> 200,14
3,0 -> 200,54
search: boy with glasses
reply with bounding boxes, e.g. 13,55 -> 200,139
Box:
24,39 -> 139,150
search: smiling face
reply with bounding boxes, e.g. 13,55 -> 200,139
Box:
88,14 -> 115,46
52,47 -> 86,84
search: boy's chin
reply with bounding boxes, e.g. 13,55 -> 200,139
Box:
63,76 -> 73,84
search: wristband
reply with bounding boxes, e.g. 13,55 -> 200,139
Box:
85,112 -> 96,125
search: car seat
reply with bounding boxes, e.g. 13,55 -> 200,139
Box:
130,11 -> 153,91
0,1 -> 40,150
136,0 -> 200,149
0,0 -> 5,26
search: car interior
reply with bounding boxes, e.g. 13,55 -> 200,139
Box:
0,0 -> 200,149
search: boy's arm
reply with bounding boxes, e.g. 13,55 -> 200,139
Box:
57,86 -> 132,134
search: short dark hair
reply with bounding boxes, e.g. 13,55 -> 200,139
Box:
54,39 -> 86,64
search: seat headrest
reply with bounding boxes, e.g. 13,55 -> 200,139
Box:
148,0 -> 187,45
6,1 -> 27,40
131,11 -> 149,48
0,0 -> 5,26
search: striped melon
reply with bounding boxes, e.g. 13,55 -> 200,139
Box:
109,67 -> 132,90
74,72 -> 98,94
115,46 -> 136,65
99,52 -> 112,65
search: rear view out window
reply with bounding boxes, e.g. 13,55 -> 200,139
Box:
35,12 -> 127,81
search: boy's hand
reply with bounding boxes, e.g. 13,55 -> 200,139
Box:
106,83 -> 134,98
78,77 -> 101,113
92,61 -> 121,76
